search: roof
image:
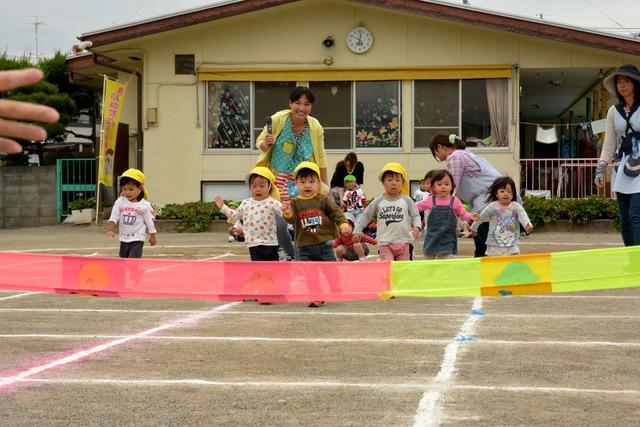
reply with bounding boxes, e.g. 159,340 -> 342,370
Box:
77,0 -> 640,56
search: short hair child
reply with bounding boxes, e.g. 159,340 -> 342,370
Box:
341,174 -> 367,219
416,169 -> 478,259
354,162 -> 421,261
107,168 -> 157,258
470,176 -> 533,256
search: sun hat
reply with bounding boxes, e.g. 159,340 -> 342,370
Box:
245,166 -> 280,201
603,64 -> 640,97
343,174 -> 356,183
293,161 -> 321,179
121,168 -> 149,199
378,162 -> 409,195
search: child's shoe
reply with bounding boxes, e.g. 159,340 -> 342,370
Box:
308,301 -> 324,308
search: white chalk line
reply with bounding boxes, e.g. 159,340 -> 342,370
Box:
414,297 -> 483,427
0,292 -> 38,301
13,244 -> 240,253
0,302 -> 239,389
0,334 -> 638,347
1,378 -> 636,396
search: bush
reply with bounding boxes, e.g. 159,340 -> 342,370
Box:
523,196 -> 618,228
68,197 -> 96,211
156,200 -> 242,233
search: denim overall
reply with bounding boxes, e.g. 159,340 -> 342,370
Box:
423,195 -> 458,255
269,115 -> 313,199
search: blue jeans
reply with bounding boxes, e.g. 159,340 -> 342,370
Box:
617,192 -> 640,246
296,241 -> 336,261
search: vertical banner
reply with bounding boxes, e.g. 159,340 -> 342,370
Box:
98,77 -> 127,187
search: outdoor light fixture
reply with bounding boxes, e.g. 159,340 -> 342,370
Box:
322,35 -> 335,48
597,69 -> 604,79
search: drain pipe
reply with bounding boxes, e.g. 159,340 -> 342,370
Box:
93,53 -> 143,170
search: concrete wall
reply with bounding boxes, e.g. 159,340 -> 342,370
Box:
0,166 -> 57,228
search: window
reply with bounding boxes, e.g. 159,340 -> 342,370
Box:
206,82 -> 251,149
309,81 -> 352,150
413,78 -> 508,149
355,81 -> 401,148
175,54 -> 195,75
253,82 -> 296,141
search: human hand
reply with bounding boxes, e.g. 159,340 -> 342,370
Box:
261,134 -> 275,151
469,213 -> 480,222
410,226 -> 421,239
594,162 -> 607,188
470,229 -> 478,237
213,195 -> 224,208
0,68 -> 60,153
281,200 -> 292,216
525,223 -> 533,233
107,230 -> 115,238
149,234 -> 157,246
352,232 -> 362,243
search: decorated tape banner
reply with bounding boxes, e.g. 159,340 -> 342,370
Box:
0,247 -> 639,300
98,77 -> 127,187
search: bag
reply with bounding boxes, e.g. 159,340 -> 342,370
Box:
615,105 -> 640,177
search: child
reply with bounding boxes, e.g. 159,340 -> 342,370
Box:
333,212 -> 377,261
107,168 -> 157,258
470,176 -> 533,256
341,174 -> 367,219
282,161 -> 351,307
354,162 -> 421,261
413,170 -> 436,228
416,169 -> 479,259
214,167 -> 282,261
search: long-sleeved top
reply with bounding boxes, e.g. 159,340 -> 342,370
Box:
597,105 -> 640,194
220,196 -> 282,248
109,196 -> 156,243
415,195 -> 473,222
355,194 -> 421,245
470,201 -> 531,248
447,150 -> 502,213
284,193 -> 348,247
330,161 -> 365,188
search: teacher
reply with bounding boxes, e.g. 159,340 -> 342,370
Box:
429,131 -> 502,257
255,86 -> 328,258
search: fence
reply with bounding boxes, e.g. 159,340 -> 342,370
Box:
56,158 -> 97,222
520,158 -> 610,199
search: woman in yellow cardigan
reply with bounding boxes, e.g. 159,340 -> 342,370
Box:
255,86 -> 329,259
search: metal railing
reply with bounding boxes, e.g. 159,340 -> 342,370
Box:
520,158 -> 608,199
56,158 -> 97,222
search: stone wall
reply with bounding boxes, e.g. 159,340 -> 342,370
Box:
0,166 -> 57,228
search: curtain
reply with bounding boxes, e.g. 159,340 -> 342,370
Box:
486,79 -> 508,147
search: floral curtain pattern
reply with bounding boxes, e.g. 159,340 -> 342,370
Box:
206,82 -> 251,149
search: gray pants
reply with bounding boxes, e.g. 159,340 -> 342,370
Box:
276,215 -> 296,258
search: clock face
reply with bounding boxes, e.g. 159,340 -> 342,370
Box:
346,26 -> 373,54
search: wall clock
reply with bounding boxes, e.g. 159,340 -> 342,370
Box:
346,26 -> 373,54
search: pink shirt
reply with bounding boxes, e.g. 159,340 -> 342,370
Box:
415,195 -> 472,222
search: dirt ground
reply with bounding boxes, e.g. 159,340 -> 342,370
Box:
0,224 -> 638,426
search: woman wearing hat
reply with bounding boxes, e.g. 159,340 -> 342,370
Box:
429,132 -> 503,257
595,64 -> 640,246
255,86 -> 330,259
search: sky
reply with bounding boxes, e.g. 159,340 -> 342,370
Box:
1,0 -> 639,60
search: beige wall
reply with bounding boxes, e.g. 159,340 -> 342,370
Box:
91,0 -> 638,205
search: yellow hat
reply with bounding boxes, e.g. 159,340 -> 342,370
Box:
378,162 -> 409,195
293,161 -> 321,179
245,166 -> 280,201
121,168 -> 149,199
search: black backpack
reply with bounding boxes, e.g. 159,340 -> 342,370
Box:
615,104 -> 640,177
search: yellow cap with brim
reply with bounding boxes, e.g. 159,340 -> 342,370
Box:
293,161 -> 321,179
121,168 -> 149,200
378,162 -> 409,195
245,166 -> 281,201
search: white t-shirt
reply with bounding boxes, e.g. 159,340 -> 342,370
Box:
109,196 -> 157,243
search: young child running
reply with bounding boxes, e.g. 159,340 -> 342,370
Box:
108,168 -> 157,258
215,166 -> 282,261
470,176 -> 533,256
354,162 -> 421,261
416,169 -> 478,259
333,212 -> 377,261
341,174 -> 367,220
282,161 -> 351,307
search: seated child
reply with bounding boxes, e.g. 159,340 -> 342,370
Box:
214,166 -> 282,261
333,212 -> 377,261
470,176 -> 533,256
341,174 -> 367,220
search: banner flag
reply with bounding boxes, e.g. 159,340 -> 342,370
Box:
98,77 -> 127,187
0,247 -> 638,301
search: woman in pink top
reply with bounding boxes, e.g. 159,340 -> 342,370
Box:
416,170 -> 479,259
